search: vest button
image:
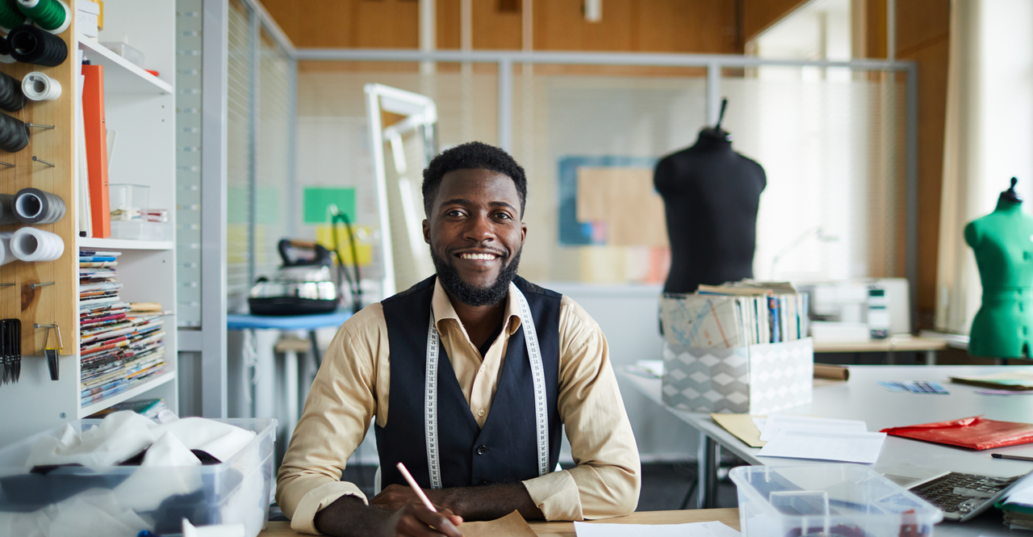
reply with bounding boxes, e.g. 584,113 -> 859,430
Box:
476,445 -> 488,455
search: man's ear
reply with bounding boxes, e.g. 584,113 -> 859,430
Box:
423,218 -> 431,244
521,222 -> 527,243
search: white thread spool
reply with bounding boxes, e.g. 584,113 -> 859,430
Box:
21,71 -> 60,101
11,227 -> 63,262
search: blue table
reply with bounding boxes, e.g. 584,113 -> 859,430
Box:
227,310 -> 352,456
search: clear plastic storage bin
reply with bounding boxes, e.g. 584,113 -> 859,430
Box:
0,418 -> 276,537
729,464 -> 943,537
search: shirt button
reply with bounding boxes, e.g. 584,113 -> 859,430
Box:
479,365 -> 486,373
477,409 -> 485,417
476,445 -> 488,455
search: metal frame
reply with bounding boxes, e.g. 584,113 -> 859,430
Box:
298,48 -> 920,332
200,0 -> 230,417
364,83 -> 439,298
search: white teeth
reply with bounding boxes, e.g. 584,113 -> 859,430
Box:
460,253 -> 496,260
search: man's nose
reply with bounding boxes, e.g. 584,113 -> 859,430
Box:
463,212 -> 495,242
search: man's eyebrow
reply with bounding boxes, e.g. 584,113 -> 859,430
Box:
439,199 -> 517,211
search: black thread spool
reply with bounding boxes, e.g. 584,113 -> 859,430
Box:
7,24 -> 65,67
0,112 -> 29,152
0,72 -> 25,112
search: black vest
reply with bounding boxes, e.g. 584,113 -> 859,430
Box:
376,275 -> 563,488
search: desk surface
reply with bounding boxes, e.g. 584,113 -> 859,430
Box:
624,365 -> 1033,536
812,335 -> 947,353
258,508 -> 742,537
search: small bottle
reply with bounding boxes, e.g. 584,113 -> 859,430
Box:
867,285 -> 890,339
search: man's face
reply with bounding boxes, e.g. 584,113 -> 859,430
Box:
423,168 -> 527,306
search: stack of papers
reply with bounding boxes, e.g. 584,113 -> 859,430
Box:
950,372 -> 1033,391
998,472 -> 1033,531
574,521 -> 740,537
754,416 -> 886,464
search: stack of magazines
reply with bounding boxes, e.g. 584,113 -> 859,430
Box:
79,250 -> 167,407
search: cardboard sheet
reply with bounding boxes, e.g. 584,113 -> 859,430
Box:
460,510 -> 536,537
711,413 -> 766,448
575,167 -> 667,247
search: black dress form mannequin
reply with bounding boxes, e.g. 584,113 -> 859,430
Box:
655,104 -> 766,294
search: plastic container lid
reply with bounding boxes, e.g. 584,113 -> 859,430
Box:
730,464 -> 943,537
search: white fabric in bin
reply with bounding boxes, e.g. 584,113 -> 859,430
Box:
114,431 -> 203,512
26,412 -> 158,469
150,417 -> 256,462
0,489 -> 153,537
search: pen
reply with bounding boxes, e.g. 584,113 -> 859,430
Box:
991,453 -> 1033,462
397,462 -> 437,512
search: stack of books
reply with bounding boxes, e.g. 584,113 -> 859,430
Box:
661,281 -> 809,349
79,250 -> 167,407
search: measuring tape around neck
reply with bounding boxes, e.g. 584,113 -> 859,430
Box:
423,286 -> 549,489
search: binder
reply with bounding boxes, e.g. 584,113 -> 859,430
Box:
82,64 -> 110,238
881,415 -> 1033,450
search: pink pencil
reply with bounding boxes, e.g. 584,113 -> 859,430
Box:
396,462 -> 437,512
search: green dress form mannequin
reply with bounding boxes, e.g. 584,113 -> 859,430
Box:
965,178 -> 1033,359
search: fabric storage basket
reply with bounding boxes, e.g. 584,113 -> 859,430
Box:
0,418 -> 276,537
661,338 -> 814,414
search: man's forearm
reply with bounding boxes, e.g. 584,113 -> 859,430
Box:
431,483 -> 544,521
314,495 -> 396,537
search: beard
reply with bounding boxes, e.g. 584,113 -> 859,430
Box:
431,246 -> 523,307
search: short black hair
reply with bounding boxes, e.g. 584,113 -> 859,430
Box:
422,141 -> 527,217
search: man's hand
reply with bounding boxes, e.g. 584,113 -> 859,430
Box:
313,494 -> 463,537
372,483 -> 544,522
386,503 -> 463,537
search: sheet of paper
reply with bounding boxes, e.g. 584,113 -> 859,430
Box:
758,430 -> 887,464
635,360 -> 664,377
759,415 -> 868,441
574,521 -> 740,537
460,510 -> 536,537
712,413 -> 766,448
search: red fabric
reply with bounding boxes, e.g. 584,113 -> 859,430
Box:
881,415 -> 1033,450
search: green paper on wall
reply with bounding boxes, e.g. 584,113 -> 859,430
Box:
303,187 -> 356,225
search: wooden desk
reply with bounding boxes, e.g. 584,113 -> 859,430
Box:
258,508 -> 742,537
813,335 -> 947,364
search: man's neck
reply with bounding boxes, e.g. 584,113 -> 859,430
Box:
446,291 -> 507,349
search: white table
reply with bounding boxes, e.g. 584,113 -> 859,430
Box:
623,365 -> 1033,536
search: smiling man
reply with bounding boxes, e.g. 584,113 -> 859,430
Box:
276,142 -> 641,537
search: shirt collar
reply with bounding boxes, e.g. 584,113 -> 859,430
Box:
431,278 -> 524,336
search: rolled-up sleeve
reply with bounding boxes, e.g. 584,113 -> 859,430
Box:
522,297 -> 641,520
275,305 -> 385,534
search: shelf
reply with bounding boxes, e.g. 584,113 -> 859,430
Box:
78,369 -> 177,418
77,35 -> 173,95
78,237 -> 174,251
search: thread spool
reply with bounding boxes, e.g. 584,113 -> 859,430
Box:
14,187 -> 64,223
0,35 -> 15,64
0,0 -> 25,32
0,192 -> 15,224
0,111 -> 28,152
8,24 -> 66,66
10,226 -> 62,261
0,71 -> 23,111
16,0 -> 68,34
21,71 -> 57,101
0,231 -> 12,266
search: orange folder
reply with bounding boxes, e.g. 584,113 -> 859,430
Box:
881,415 -> 1033,450
82,64 -> 110,238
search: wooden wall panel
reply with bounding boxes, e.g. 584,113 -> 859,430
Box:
264,0 -> 740,54
742,0 -> 808,41
896,0 -> 950,55
260,0 -> 419,49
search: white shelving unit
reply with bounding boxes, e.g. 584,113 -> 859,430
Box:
73,0 -> 178,418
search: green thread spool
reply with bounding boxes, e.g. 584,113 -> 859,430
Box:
0,0 -> 25,32
17,0 -> 69,34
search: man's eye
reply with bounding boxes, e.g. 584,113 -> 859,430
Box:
495,212 -> 512,220
446,210 -> 464,217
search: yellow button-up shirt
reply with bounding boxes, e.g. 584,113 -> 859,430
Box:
276,280 -> 641,534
